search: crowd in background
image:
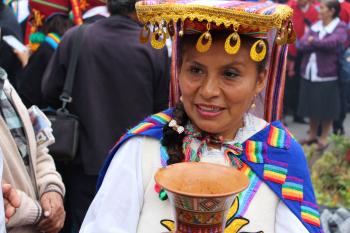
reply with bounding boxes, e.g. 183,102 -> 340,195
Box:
0,0 -> 348,232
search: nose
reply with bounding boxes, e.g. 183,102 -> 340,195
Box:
198,75 -> 220,100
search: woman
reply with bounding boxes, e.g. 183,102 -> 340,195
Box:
80,1 -> 322,233
15,0 -> 73,108
298,0 -> 347,149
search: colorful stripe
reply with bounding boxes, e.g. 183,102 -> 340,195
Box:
263,162 -> 287,184
267,125 -> 290,149
129,122 -> 155,134
282,177 -> 303,202
160,146 -> 169,167
236,163 -> 262,216
301,202 -> 321,227
245,140 -> 264,163
45,33 -> 61,49
150,112 -> 171,125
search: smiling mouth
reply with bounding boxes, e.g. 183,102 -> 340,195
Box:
195,104 -> 225,118
196,104 -> 224,112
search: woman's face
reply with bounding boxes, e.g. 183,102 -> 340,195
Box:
319,3 -> 335,22
179,37 -> 267,140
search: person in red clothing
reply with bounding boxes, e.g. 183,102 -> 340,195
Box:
340,0 -> 350,26
284,0 -> 319,123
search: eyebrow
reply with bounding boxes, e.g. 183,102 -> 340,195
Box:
185,60 -> 245,69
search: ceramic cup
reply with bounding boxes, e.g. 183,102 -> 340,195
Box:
155,162 -> 249,233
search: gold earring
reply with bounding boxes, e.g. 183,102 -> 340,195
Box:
250,40 -> 267,62
251,95 -> 257,109
196,23 -> 212,53
151,27 -> 167,49
224,27 -> 241,55
139,25 -> 150,44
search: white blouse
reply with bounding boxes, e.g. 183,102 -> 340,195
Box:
80,115 -> 309,233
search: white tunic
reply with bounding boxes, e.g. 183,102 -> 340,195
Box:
80,115 -> 308,233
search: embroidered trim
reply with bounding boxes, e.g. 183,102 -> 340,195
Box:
236,163 -> 263,217
45,33 -> 61,49
301,201 -> 321,227
129,122 -> 155,134
245,140 -> 265,163
263,159 -> 288,184
267,125 -> 290,149
136,2 -> 293,29
282,176 -> 303,202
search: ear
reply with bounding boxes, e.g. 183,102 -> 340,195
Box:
255,68 -> 268,94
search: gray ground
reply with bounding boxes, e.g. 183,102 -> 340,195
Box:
285,114 -> 350,141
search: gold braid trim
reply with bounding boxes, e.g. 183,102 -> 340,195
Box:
136,3 -> 293,31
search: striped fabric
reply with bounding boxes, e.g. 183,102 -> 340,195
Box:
245,140 -> 264,163
263,161 -> 288,184
282,177 -> 303,202
45,33 -> 61,49
301,202 -> 321,227
267,125 -> 290,149
0,69 -> 29,165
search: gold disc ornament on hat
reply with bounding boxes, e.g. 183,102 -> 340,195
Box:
224,26 -> 241,55
195,23 -> 212,53
151,27 -> 167,49
250,39 -> 267,62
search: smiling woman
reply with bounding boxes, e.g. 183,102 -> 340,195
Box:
80,1 -> 323,233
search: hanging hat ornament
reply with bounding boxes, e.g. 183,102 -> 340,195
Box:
136,0 -> 296,122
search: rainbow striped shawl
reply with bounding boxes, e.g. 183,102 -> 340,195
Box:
98,109 -> 323,233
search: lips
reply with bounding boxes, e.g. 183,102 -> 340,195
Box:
195,104 -> 225,118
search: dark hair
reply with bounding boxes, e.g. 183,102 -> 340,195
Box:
42,14 -> 72,36
162,32 -> 269,165
322,0 -> 341,18
107,0 -> 138,15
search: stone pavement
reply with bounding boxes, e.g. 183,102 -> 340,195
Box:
284,114 -> 350,141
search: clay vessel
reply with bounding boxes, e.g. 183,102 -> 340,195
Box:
155,162 -> 249,233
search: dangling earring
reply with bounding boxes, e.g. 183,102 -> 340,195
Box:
251,95 -> 257,109
179,96 -> 183,102
224,26 -> 241,55
196,22 -> 212,53
140,25 -> 150,44
250,39 -> 267,62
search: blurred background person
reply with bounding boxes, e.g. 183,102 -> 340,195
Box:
0,66 -> 65,233
298,0 -> 347,150
42,0 -> 169,232
284,0 -> 318,124
0,2 -> 23,88
80,0 -> 109,24
15,0 -> 73,109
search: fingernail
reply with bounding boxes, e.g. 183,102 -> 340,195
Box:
44,211 -> 50,217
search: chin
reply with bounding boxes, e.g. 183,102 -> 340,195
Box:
192,119 -> 225,134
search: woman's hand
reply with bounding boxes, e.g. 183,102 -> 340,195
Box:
2,183 -> 20,223
37,192 -> 65,233
13,48 -> 30,67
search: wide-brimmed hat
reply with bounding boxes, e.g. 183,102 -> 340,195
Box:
136,0 -> 295,122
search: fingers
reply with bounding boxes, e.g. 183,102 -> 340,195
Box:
2,184 -> 20,208
4,199 -> 16,221
40,195 -> 52,218
37,209 -> 65,233
38,193 -> 65,233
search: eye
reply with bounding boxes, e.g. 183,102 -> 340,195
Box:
223,69 -> 239,79
189,65 -> 204,75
